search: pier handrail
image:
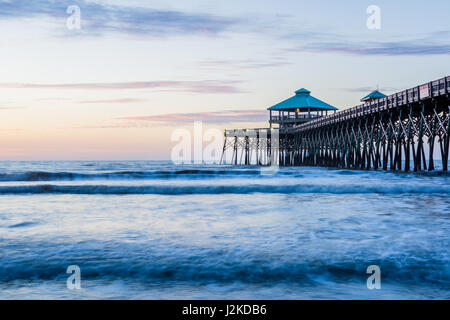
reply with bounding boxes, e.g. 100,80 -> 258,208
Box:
271,113 -> 322,121
295,76 -> 450,132
225,128 -> 275,137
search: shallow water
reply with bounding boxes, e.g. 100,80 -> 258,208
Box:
0,161 -> 449,299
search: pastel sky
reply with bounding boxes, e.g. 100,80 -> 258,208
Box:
0,0 -> 449,160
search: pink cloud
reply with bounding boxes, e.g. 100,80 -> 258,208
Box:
75,109 -> 268,129
78,98 -> 148,104
116,109 -> 268,124
0,106 -> 25,110
0,81 -> 243,94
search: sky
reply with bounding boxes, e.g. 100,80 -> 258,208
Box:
0,0 -> 449,160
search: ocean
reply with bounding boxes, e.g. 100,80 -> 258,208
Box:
0,161 -> 449,299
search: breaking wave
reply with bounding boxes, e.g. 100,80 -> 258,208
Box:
0,169 -> 272,181
0,241 -> 448,285
1,168 -> 448,182
0,183 -> 449,195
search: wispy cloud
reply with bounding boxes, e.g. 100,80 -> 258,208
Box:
0,106 -> 25,110
77,109 -> 268,129
295,41 -> 450,56
337,86 -> 398,93
116,109 -> 268,124
78,98 -> 147,104
0,81 -> 243,94
0,0 -> 238,37
37,97 -> 73,102
287,30 -> 450,56
197,58 -> 292,70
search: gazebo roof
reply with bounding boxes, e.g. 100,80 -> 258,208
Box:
361,90 -> 387,102
268,88 -> 337,111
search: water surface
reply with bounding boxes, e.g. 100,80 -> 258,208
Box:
0,161 -> 449,299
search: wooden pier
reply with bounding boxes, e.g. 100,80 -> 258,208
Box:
222,76 -> 450,171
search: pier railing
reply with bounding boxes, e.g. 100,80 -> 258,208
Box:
271,113 -> 322,121
296,76 -> 450,132
225,128 -> 272,137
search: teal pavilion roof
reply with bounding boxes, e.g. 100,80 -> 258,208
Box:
361,90 -> 387,102
268,88 -> 338,111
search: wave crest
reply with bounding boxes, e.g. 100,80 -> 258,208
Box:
0,183 -> 448,195
0,169 -> 268,182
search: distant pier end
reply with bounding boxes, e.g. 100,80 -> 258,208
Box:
222,76 -> 450,172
